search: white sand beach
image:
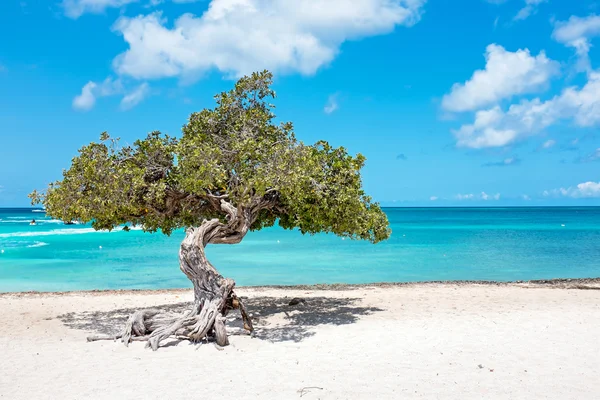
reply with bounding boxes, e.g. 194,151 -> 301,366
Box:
1,282 -> 599,399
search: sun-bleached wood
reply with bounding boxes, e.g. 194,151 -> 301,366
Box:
109,200 -> 256,350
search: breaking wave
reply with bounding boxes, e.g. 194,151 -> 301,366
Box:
0,227 -> 123,238
0,218 -> 64,224
27,241 -> 49,248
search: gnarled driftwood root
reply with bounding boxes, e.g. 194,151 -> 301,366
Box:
87,221 -> 256,350
97,292 -> 253,351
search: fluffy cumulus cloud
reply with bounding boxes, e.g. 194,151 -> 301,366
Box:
455,192 -> 500,201
513,0 -> 546,21
544,181 -> 600,198
71,0 -> 425,110
553,15 -> 600,72
62,0 -> 139,18
454,70 -> 600,148
442,44 -> 559,112
73,77 -> 123,111
111,0 -> 425,80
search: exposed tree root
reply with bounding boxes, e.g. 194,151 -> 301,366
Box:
86,226 -> 256,351
88,291 -> 254,350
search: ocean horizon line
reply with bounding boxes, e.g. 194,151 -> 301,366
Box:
3,205 -> 600,211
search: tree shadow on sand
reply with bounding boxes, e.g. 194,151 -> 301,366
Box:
58,296 -> 383,343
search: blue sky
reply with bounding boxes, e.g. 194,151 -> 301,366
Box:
1,0 -> 599,207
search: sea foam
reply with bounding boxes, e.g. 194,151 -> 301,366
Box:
0,218 -> 63,224
0,227 -> 124,238
27,241 -> 49,248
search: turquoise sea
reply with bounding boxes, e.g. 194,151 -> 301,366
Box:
0,207 -> 599,292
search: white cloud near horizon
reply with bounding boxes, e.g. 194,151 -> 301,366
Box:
553,15 -> 600,72
456,192 -> 501,201
111,0 -> 425,81
72,77 -> 123,111
513,0 -> 546,21
544,181 -> 600,198
442,44 -> 559,113
453,70 -> 600,148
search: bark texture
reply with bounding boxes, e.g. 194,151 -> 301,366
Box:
92,200 -> 258,350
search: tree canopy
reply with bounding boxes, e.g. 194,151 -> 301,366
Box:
30,71 -> 390,244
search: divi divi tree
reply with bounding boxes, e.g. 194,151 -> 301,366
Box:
30,71 -> 391,350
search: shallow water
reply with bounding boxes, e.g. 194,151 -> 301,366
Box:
1,207 -> 599,292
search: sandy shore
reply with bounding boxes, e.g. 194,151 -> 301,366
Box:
1,281 -> 599,399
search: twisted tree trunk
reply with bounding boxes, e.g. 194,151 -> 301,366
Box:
89,204 -> 256,350
86,198 -> 273,350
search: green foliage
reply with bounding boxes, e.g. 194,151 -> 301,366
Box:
30,71 -> 390,243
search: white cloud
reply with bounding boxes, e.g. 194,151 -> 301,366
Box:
522,194 -> 531,200
324,94 -> 339,114
442,44 -> 559,112
454,70 -> 600,148
553,15 -> 600,72
73,78 -> 147,111
62,0 -> 139,18
120,82 -> 150,109
73,78 -> 123,111
456,193 -> 474,200
455,192 -> 500,201
542,139 -> 556,149
481,191 -> 501,200
73,82 -> 98,111
111,0 -> 425,80
513,0 -> 545,21
544,181 -> 600,198
429,196 -> 438,201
